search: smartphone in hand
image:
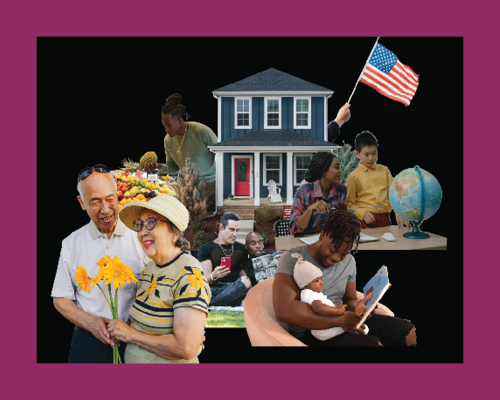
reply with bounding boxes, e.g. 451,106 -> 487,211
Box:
221,257 -> 231,273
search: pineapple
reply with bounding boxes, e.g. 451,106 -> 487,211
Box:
140,151 -> 158,170
121,158 -> 140,172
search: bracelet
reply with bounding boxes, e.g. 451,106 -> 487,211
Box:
211,272 -> 217,282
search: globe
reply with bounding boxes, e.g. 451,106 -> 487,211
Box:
389,166 -> 442,239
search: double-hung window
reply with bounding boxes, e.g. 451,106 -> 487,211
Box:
263,154 -> 282,186
264,97 -> 281,129
294,97 -> 311,129
235,98 -> 251,129
294,153 -> 313,185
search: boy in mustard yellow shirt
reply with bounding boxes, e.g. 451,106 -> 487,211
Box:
346,131 -> 412,229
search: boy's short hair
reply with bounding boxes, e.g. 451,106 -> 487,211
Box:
355,130 -> 379,152
220,212 -> 240,228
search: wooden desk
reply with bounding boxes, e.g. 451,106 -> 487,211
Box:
274,225 -> 447,251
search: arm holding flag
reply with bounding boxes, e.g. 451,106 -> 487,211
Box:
328,103 -> 351,142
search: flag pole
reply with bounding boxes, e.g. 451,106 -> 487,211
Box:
347,36 -> 381,104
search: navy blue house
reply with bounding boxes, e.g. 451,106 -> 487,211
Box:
209,68 -> 340,208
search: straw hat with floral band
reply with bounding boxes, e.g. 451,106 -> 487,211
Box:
119,195 -> 189,235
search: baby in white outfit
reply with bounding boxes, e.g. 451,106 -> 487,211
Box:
292,253 -> 368,341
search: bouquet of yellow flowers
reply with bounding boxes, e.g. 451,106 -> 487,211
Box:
75,255 -> 138,363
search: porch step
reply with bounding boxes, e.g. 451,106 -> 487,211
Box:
218,206 -> 255,220
236,219 -> 254,245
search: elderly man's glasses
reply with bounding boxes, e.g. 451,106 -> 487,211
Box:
77,164 -> 111,183
132,217 -> 168,232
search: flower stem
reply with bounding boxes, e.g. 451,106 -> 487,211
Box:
108,285 -> 115,312
95,284 -> 113,311
115,288 -> 119,320
114,288 -> 120,363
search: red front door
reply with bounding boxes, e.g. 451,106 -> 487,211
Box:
234,158 -> 250,196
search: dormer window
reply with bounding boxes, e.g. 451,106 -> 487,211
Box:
235,97 -> 252,129
264,97 -> 281,129
294,97 -> 311,129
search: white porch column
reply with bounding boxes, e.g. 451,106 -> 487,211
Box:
287,151 -> 293,205
254,151 -> 261,206
216,152 -> 224,207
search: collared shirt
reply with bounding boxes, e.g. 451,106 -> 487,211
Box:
346,163 -> 399,221
289,179 -> 347,236
51,218 -> 149,321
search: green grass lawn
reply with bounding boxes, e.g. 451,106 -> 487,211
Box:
207,308 -> 246,327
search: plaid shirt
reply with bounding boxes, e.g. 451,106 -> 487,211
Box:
289,180 -> 347,236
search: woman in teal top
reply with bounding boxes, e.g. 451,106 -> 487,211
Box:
145,93 -> 217,183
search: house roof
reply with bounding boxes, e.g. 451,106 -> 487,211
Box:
209,129 -> 338,149
212,68 -> 333,95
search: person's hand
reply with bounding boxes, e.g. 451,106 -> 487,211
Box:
396,215 -> 412,230
363,211 -> 375,224
88,316 -> 114,345
334,103 -> 351,127
354,291 -> 373,320
341,311 -> 367,334
107,319 -> 135,344
309,200 -> 329,213
212,265 -> 230,280
333,304 -> 347,315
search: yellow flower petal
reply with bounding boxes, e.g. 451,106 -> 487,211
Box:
75,266 -> 92,292
101,256 -> 138,289
96,255 -> 111,269
186,269 -> 204,290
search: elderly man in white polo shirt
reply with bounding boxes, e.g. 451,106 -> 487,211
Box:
52,165 -> 148,363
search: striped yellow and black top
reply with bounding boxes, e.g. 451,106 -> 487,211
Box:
129,252 -> 211,336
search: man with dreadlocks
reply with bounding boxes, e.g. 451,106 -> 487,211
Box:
273,203 -> 416,346
144,93 -> 218,183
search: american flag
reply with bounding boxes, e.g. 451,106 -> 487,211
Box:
360,43 -> 419,106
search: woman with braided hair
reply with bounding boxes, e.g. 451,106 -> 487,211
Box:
289,151 -> 346,236
144,93 -> 218,183
273,202 -> 417,347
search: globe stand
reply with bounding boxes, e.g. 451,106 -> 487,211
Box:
403,165 -> 429,239
403,223 -> 430,239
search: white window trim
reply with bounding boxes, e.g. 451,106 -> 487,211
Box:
234,97 -> 252,129
294,96 -> 311,129
264,97 -> 281,129
294,153 -> 313,185
263,153 -> 283,186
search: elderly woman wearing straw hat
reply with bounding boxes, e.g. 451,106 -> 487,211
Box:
107,195 -> 211,363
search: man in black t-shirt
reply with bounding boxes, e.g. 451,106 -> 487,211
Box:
197,213 -> 251,306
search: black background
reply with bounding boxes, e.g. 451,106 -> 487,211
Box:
38,37 -> 463,363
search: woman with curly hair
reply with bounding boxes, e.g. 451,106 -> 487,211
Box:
289,152 -> 346,236
144,93 -> 218,183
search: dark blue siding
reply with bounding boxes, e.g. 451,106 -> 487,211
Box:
221,96 -> 325,141
312,97 -> 324,140
253,97 -> 263,131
